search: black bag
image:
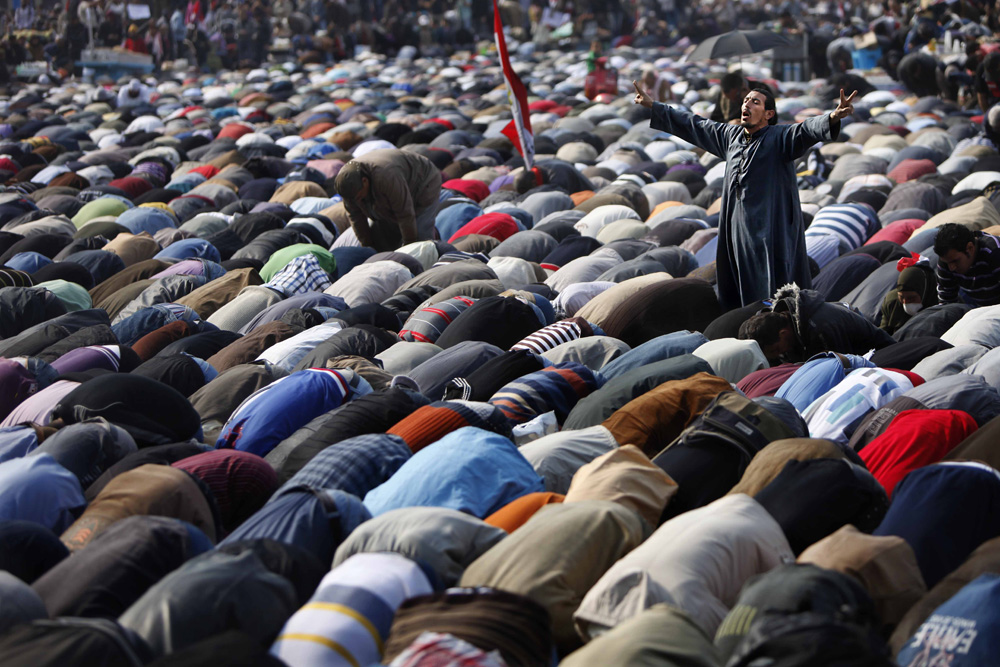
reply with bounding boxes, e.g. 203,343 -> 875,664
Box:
717,564 -> 881,663
726,611 -> 893,667
653,391 -> 796,521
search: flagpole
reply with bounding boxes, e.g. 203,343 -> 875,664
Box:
493,0 -> 535,170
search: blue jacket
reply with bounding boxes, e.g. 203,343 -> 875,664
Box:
776,352 -> 874,413
0,454 -> 85,533
364,426 -> 544,518
216,368 -> 372,457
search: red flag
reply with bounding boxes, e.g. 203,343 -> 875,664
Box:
494,0 -> 534,169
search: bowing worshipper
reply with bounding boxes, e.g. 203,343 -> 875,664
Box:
271,553 -> 432,667
383,588 -> 554,665
32,516 -> 213,619
633,80 -> 857,311
874,462 -> 1000,590
118,546 -> 301,658
889,536 -> 1000,658
0,455 -> 86,535
0,521 -> 69,585
512,157 -> 595,195
934,223 -> 1000,307
574,493 -> 793,639
0,617 -> 155,665
117,77 -> 152,108
562,604 -> 720,667
713,564 -> 881,663
799,524 -> 927,638
895,573 -> 1000,666
60,464 -> 218,552
0,572 -> 47,635
738,284 -> 895,364
459,500 -> 646,655
879,254 -> 938,335
334,149 -> 442,252
332,507 -> 506,588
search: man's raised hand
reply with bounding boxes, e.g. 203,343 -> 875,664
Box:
633,80 -> 653,109
832,89 -> 857,122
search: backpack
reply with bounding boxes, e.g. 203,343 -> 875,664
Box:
726,611 -> 893,667
652,391 -> 796,521
716,564 -> 881,664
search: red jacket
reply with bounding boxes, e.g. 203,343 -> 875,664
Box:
860,409 -> 978,498
124,38 -> 147,54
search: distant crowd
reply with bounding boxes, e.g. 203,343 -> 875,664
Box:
0,0 -> 996,90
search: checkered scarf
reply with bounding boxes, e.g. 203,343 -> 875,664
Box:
264,253 -> 333,296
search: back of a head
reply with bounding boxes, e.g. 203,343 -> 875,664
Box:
738,311 -> 786,348
514,168 -> 539,195
988,103 -> 1000,131
916,18 -> 937,42
986,52 -> 1000,80
933,222 -> 974,256
721,71 -> 747,94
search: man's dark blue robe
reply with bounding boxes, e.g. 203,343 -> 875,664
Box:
650,103 -> 838,311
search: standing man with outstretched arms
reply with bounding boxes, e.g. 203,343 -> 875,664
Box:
633,79 -> 856,311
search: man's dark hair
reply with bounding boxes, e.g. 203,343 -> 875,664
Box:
985,52 -> 1000,80
748,83 -> 778,125
720,71 -> 746,94
334,160 -> 370,200
738,311 -> 789,347
514,168 -> 539,195
916,18 -> 938,43
933,223 -> 975,256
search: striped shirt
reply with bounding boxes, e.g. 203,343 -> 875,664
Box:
488,362 -> 602,424
510,318 -> 590,355
432,251 -> 491,267
399,296 -> 477,344
804,203 -> 879,254
271,553 -> 432,667
937,232 -> 1000,307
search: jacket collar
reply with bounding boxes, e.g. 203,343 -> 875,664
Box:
743,124 -> 770,141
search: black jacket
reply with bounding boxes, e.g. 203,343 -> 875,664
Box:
771,284 -> 895,362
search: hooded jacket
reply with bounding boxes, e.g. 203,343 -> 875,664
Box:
574,494 -> 793,639
770,284 -> 895,362
459,500 -> 647,655
879,263 -> 938,335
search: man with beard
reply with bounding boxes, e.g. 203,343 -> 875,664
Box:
634,80 -> 855,311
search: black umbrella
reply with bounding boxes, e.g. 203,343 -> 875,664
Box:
688,29 -> 793,61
